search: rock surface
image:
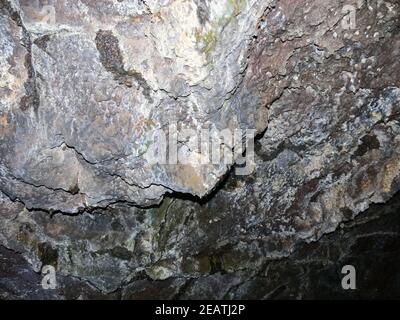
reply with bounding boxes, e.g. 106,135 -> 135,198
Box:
2,191 -> 400,299
0,0 -> 399,298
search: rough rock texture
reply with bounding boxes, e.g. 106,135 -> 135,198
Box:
2,191 -> 400,299
1,0 -> 400,298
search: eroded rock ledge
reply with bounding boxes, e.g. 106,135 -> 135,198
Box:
0,0 -> 399,298
2,191 -> 400,299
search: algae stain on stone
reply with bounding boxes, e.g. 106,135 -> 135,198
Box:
195,30 -> 217,56
194,0 -> 248,63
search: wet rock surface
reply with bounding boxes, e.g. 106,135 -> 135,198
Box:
1,0 -> 400,299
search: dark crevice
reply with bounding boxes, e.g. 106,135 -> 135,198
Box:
172,278 -> 195,300
194,0 -> 210,25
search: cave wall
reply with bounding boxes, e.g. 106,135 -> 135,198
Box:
0,0 -> 399,299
